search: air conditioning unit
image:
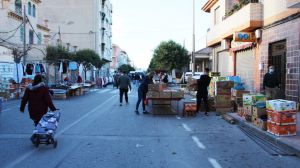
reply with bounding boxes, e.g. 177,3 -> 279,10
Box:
255,29 -> 262,39
221,39 -> 229,50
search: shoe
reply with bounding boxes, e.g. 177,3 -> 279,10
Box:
205,112 -> 209,116
143,111 -> 149,114
135,110 -> 139,115
120,103 -> 122,106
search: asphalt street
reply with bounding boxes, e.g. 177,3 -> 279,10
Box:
0,85 -> 299,168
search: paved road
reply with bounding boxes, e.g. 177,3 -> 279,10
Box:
0,85 -> 299,168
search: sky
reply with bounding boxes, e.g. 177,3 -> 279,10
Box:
110,0 -> 210,70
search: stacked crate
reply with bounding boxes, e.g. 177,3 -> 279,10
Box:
231,89 -> 250,113
242,94 -> 266,121
252,105 -> 268,131
214,81 -> 234,113
267,99 -> 297,136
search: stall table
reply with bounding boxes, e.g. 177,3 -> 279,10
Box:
147,97 -> 182,115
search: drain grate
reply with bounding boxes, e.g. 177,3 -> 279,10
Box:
239,125 -> 296,156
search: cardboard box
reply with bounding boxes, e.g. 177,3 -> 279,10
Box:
215,81 -> 234,95
184,102 -> 197,112
267,122 -> 296,136
243,94 -> 266,106
267,110 -> 297,125
214,95 -> 232,108
252,117 -> 267,131
238,106 -> 244,117
252,107 -> 267,118
232,89 -> 250,98
159,91 -> 172,98
266,99 -> 297,111
243,105 -> 253,116
171,90 -> 184,98
146,91 -> 160,98
148,84 -> 166,91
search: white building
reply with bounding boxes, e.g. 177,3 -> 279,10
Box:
39,0 -> 113,78
0,0 -> 50,82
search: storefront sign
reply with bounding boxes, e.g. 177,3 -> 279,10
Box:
234,32 -> 256,42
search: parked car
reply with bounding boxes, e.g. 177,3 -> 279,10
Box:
182,72 -> 204,83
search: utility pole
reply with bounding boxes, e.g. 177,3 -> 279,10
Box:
192,0 -> 195,75
58,26 -> 61,44
23,5 -> 27,65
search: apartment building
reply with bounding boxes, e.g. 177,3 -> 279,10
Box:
202,0 -> 300,101
0,0 -> 50,82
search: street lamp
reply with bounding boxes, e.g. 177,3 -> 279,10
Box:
192,0 -> 195,75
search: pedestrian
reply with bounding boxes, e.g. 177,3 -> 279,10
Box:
263,65 -> 280,99
196,68 -> 211,116
162,73 -> 168,84
20,74 -> 57,126
117,71 -> 131,106
135,73 -> 153,115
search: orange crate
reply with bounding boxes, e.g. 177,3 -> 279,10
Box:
267,110 -> 297,125
184,103 -> 197,112
267,122 -> 296,136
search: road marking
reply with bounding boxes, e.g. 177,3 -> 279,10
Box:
6,95 -> 116,168
182,123 -> 192,132
208,158 -> 223,168
176,116 -> 181,120
97,89 -> 110,94
192,136 -> 206,149
1,108 -> 11,112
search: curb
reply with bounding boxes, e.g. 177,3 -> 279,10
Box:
227,113 -> 300,158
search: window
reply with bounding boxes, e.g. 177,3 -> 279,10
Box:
15,0 -> 22,15
20,25 -> 24,42
28,2 -> 31,15
32,4 -> 36,17
214,6 -> 221,25
29,30 -> 34,44
37,33 -> 42,44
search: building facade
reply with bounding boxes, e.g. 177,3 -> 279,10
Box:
202,0 -> 300,101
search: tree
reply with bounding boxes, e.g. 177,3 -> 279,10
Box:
118,64 -> 135,73
148,40 -> 189,72
44,45 -> 70,63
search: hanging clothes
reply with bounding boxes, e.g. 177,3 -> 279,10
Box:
26,64 -> 34,75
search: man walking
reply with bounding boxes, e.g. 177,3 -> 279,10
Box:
135,73 -> 153,115
263,65 -> 280,99
196,68 -> 211,116
117,71 -> 131,106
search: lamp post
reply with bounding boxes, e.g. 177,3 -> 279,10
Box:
192,0 -> 195,75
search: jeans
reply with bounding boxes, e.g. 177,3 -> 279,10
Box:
120,89 -> 129,103
196,92 -> 209,113
136,88 -> 146,111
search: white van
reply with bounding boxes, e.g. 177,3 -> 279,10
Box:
183,72 -> 203,83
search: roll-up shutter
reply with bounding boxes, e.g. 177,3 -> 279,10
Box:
217,51 -> 232,76
236,49 -> 255,92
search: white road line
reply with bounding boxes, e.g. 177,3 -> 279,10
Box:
208,158 -> 223,168
192,136 -> 206,149
97,89 -> 110,94
1,108 -> 11,112
182,123 -> 192,132
6,95 -> 116,168
176,116 -> 181,120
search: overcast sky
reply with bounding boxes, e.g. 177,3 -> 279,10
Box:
110,0 -> 210,69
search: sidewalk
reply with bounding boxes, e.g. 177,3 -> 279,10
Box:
228,112 -> 300,157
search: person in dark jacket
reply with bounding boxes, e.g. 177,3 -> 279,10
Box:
263,65 -> 280,99
196,68 -> 211,116
20,75 -> 57,126
117,71 -> 132,106
135,73 -> 153,115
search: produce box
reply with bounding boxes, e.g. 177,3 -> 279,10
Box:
252,117 -> 267,131
159,91 -> 172,98
171,90 -> 184,98
231,89 -> 250,98
146,91 -> 160,98
214,95 -> 232,108
237,106 -> 244,117
267,110 -> 297,125
184,102 -> 197,112
266,99 -> 297,111
252,107 -> 267,118
215,81 -> 234,95
243,105 -> 253,116
243,94 -> 266,106
148,84 -> 166,92
267,122 -> 296,136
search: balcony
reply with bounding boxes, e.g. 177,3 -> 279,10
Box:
206,2 -> 263,46
7,10 -> 23,22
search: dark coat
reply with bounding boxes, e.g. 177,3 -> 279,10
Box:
197,74 -> 211,95
20,82 -> 56,122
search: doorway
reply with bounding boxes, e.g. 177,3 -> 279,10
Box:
269,40 -> 286,99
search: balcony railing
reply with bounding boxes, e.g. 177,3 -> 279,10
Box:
223,0 -> 259,20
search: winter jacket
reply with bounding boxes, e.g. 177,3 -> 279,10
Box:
20,82 -> 56,122
139,76 -> 152,93
117,75 -> 131,90
197,74 -> 211,94
263,72 -> 280,89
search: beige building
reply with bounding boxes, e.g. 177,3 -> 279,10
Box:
202,0 -> 300,101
